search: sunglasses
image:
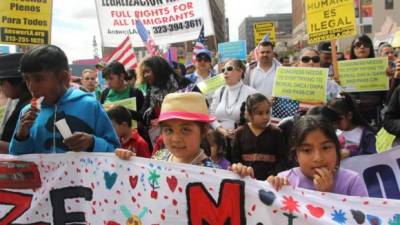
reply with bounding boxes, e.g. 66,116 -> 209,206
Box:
301,56 -> 320,63
353,42 -> 369,49
196,55 -> 211,62
222,66 -> 235,73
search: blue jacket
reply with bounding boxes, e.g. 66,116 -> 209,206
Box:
9,88 -> 120,155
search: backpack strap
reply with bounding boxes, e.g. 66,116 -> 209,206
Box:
219,86 -> 226,102
99,88 -> 110,104
244,60 -> 258,85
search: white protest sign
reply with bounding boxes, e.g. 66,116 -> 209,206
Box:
342,146 -> 400,200
95,0 -> 215,47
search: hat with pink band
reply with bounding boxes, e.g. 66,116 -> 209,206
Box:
158,92 -> 215,123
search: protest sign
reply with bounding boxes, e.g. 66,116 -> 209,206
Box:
342,146 -> 400,200
0,0 -> 52,45
218,40 -> 247,61
253,21 -> 276,44
0,106 -> 5,124
392,31 -> 400,48
305,0 -> 356,44
94,0 -> 214,47
103,97 -> 137,128
273,67 -> 328,102
0,46 -> 10,54
1,152 -> 400,224
376,128 -> 396,153
338,57 -> 389,92
196,73 -> 225,95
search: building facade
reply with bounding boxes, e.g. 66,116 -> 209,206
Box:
238,13 -> 293,54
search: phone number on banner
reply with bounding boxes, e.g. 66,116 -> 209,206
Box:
152,18 -> 203,36
2,35 -> 46,45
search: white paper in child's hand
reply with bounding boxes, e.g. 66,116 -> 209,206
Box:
55,119 -> 72,139
36,96 -> 44,110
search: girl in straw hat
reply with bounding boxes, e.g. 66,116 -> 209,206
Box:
116,92 -> 253,177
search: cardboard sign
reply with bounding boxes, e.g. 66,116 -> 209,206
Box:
253,21 -> 276,44
1,152 -> 400,224
0,0 -> 53,45
196,73 -> 225,95
218,40 -> 247,61
94,0 -> 215,47
272,67 -> 328,102
338,57 -> 389,92
305,0 -> 356,43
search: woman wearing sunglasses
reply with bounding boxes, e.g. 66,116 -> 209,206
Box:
209,59 -> 257,161
297,47 -> 341,101
348,34 -> 385,130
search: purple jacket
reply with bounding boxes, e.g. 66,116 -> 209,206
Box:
278,167 -> 368,197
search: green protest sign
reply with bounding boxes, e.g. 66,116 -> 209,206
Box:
272,67 -> 328,102
196,73 -> 225,95
0,106 -> 6,123
338,57 -> 389,92
103,97 -> 137,128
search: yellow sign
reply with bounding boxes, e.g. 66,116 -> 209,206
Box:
196,73 -> 225,95
272,67 -> 328,102
0,0 -> 53,45
103,97 -> 137,128
338,57 -> 389,92
392,31 -> 400,48
305,0 -> 356,44
253,22 -> 276,45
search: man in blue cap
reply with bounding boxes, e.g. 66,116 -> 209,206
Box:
185,48 -> 215,86
0,53 -> 32,153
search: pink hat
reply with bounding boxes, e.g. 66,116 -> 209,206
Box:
158,92 -> 215,123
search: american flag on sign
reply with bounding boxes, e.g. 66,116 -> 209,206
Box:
104,36 -> 137,69
135,19 -> 158,56
192,25 -> 206,62
271,97 -> 300,124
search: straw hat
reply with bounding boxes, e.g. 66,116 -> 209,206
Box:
158,92 -> 215,123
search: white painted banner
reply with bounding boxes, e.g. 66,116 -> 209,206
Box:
342,146 -> 400,200
95,0 -> 215,47
1,152 -> 399,224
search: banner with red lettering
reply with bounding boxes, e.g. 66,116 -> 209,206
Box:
94,0 -> 214,47
1,152 -> 399,224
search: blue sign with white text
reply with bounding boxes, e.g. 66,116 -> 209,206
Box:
0,46 -> 10,54
218,40 -> 247,61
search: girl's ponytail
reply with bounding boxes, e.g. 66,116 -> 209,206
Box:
239,101 -> 247,126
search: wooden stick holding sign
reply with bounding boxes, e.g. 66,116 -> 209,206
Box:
331,40 -> 340,83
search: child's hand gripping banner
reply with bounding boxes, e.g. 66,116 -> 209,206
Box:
1,152 -> 400,225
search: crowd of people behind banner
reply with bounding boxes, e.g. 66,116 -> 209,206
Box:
1,33 -> 400,199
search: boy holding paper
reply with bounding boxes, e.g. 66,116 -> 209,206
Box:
9,45 -> 120,154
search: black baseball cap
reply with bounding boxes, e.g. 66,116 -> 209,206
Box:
0,53 -> 24,79
318,42 -> 336,54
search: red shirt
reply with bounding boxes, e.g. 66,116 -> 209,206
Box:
121,130 -> 151,158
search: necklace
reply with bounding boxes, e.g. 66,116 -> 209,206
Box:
225,84 -> 243,115
170,149 -> 205,164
